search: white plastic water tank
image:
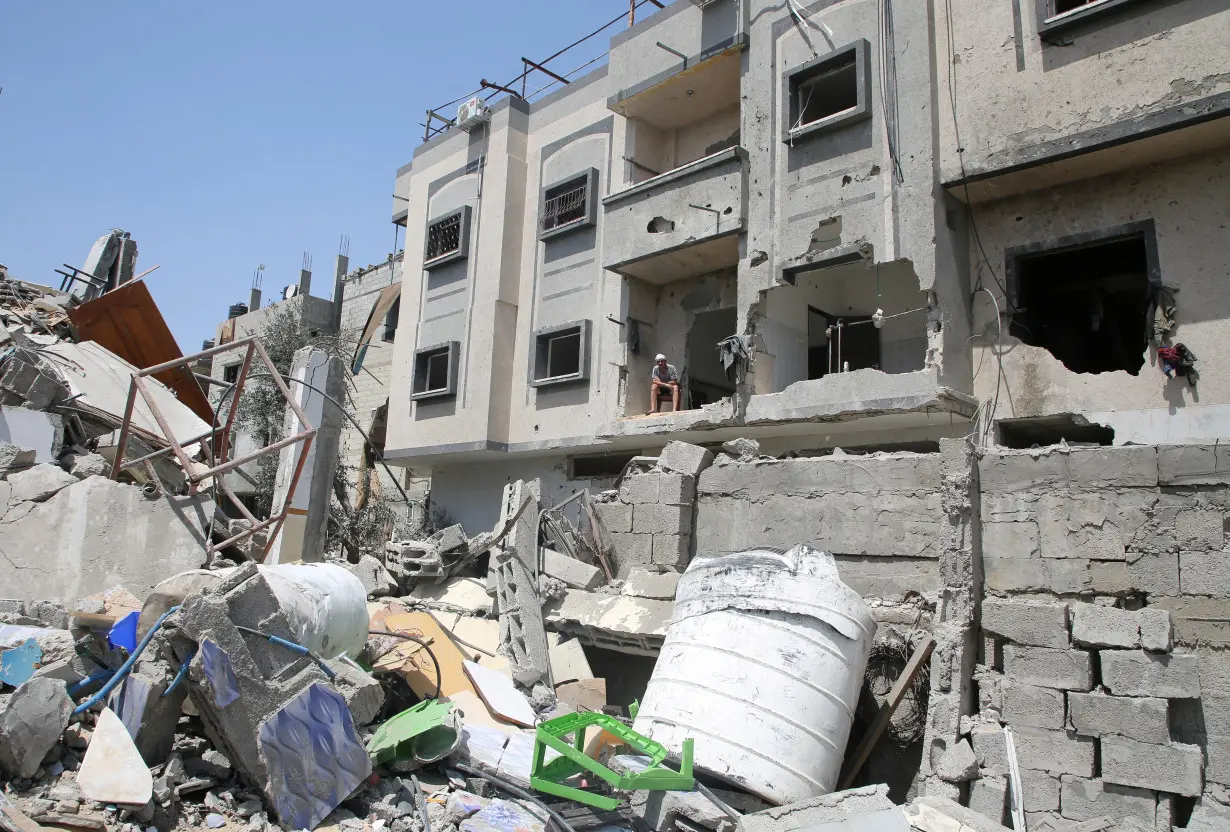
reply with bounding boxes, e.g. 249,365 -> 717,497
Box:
632,545 -> 876,805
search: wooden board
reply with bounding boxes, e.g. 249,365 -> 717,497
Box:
463,659 -> 536,727
445,690 -> 521,736
375,612 -> 477,700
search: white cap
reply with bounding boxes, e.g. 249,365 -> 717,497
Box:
655,354 -> 667,362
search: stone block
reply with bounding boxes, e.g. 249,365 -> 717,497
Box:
1159,444 -> 1230,486
1100,650 -> 1200,698
1176,509 -> 1225,550
737,784 -> 893,832
906,794 -> 1010,832
0,677 -> 72,779
1127,552 -> 1180,595
593,501 -> 632,533
633,504 -> 689,535
1180,550 -> 1230,596
1150,597 -> 1230,646
1068,692 -> 1169,744
657,472 -> 695,506
984,558 -> 1089,594
657,441 -> 713,478
982,521 -> 1039,559
1204,732 -> 1230,787
970,723 -> 1009,774
935,738 -> 979,783
1070,604 -> 1140,649
1068,446 -> 1157,488
1058,776 -> 1157,826
967,773 -> 1007,824
1019,768 -> 1061,812
622,568 -> 681,599
1001,682 -> 1065,729
1088,561 -> 1130,594
651,534 -> 690,568
1003,646 -> 1092,691
1012,727 -> 1095,777
326,659 -> 385,726
1138,608 -> 1172,652
348,555 -> 398,597
982,598 -> 1069,648
608,533 -> 653,576
619,472 -> 660,505
979,451 -> 1068,493
541,548 -> 603,590
1102,736 -> 1203,796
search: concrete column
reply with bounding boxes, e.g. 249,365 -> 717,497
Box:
266,346 -> 345,564
493,479 -> 551,687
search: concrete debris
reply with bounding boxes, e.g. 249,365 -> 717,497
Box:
0,677 -> 73,779
349,555 -> 399,598
492,480 -> 551,687
720,437 -> 761,462
540,547 -> 603,590
622,568 -> 681,599
77,707 -> 153,806
905,795 -> 1005,832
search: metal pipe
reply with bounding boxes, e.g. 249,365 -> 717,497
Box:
118,426 -> 223,471
137,335 -> 260,376
109,380 -> 140,481
521,57 -> 570,85
133,376 -> 196,476
656,41 -> 688,64
74,606 -> 181,714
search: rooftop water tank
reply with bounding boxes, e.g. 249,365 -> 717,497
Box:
632,544 -> 876,805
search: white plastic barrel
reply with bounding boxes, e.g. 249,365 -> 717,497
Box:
632,545 -> 876,805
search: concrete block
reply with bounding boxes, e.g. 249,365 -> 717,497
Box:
1001,682 -> 1065,729
905,795 -> 1008,832
108,656 -> 186,766
326,659 -> 385,726
1203,732 -> 1230,787
935,738 -> 979,783
548,639 -> 593,685
1150,596 -> 1230,646
984,557 -> 1089,594
1068,692 -> 1169,744
657,441 -> 713,478
0,677 -> 72,778
1100,650 -> 1200,698
593,501 -> 632,533
1180,550 -> 1230,596
1089,561 -> 1131,594
982,598 -> 1069,648
970,723 -> 1009,774
657,472 -> 696,506
1058,776 -> 1156,826
1019,768 -> 1061,812
1186,797 -> 1230,832
633,504 -> 689,535
721,437 -> 760,461
0,443 -> 35,472
622,568 -> 681,599
979,451 -> 1068,493
348,555 -> 398,597
982,521 -> 1040,559
1102,736 -> 1203,796
651,533 -> 690,569
609,532 -> 654,576
1138,608 -> 1172,652
1127,552 -> 1180,595
619,472 -> 660,505
1068,446 -> 1158,488
1003,646 -> 1092,691
1176,509 -> 1225,550
967,774 -> 1007,824
1070,604 -> 1140,649
1012,727 -> 1095,777
1159,444 -> 1230,486
541,548 -> 603,590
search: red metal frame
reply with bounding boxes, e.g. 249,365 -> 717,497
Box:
110,335 -> 316,561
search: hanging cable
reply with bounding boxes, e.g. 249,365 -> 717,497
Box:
74,606 -> 180,714
368,630 -> 442,701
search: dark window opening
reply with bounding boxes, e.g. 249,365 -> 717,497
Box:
579,643 -> 657,712
569,452 -> 641,480
426,214 -> 462,261
223,364 -> 240,384
796,55 -> 858,128
1008,232 -> 1152,375
412,343 -> 458,399
807,307 -> 880,379
383,298 -> 401,343
546,332 -> 580,379
542,177 -> 588,233
424,353 -> 449,391
1053,0 -> 1101,14
531,322 -> 589,386
997,415 -> 1115,449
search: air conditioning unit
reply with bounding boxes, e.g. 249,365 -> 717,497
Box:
456,97 -> 491,130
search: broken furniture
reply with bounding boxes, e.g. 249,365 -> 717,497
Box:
531,711 -> 695,810
367,699 -> 459,765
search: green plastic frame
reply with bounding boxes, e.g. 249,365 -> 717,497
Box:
530,711 -> 694,810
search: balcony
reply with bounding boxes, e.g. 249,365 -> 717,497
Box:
602,146 -> 746,284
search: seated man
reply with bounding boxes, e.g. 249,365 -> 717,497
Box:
649,353 -> 681,414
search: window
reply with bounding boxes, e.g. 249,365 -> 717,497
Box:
530,321 -> 591,387
382,298 -> 400,343
423,206 -> 471,268
411,342 -> 459,400
782,40 -> 870,143
539,169 -> 598,241
569,452 -> 641,480
1036,0 -> 1151,39
1006,221 -> 1158,375
223,364 -> 241,384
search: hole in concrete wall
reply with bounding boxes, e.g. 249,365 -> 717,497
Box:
1008,233 -> 1152,374
808,217 -> 842,253
569,452 -> 641,480
788,441 -> 942,458
996,415 -> 1114,449
647,217 -> 675,234
580,644 -> 657,712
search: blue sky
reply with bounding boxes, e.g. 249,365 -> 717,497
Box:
0,1 -> 651,350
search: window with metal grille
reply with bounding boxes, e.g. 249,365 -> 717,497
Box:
426,214 -> 461,260
539,169 -> 598,241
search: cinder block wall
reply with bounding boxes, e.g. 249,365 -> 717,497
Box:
974,444 -> 1230,829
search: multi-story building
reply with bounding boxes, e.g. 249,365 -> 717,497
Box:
382,0 -> 1230,533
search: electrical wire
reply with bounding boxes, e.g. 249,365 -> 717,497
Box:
368,630 -> 442,701
73,605 -> 180,714
234,625 -> 337,679
978,286 -> 1006,444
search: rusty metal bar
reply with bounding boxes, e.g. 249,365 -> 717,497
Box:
521,57 -> 571,85
136,335 -> 261,376
132,376 -> 197,479
118,426 -> 224,472
209,513 -> 285,559
197,429 -> 313,482
480,78 -> 520,98
217,341 -> 254,462
250,339 -> 314,436
109,382 -> 141,480
217,477 -> 260,526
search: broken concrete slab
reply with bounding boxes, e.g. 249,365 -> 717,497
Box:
737,785 -> 893,832
326,659 -> 385,726
905,794 -> 1006,832
0,406 -> 58,463
555,679 -> 606,712
348,555 -> 398,598
548,639 -> 593,685
6,463 -> 77,503
463,660 -> 534,728
410,577 -> 493,615
540,548 -> 602,590
544,588 -> 672,655
77,707 -> 153,806
492,480 -> 550,687
0,442 -> 35,473
622,568 -> 681,599
0,475 -> 211,603
0,676 -> 72,779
